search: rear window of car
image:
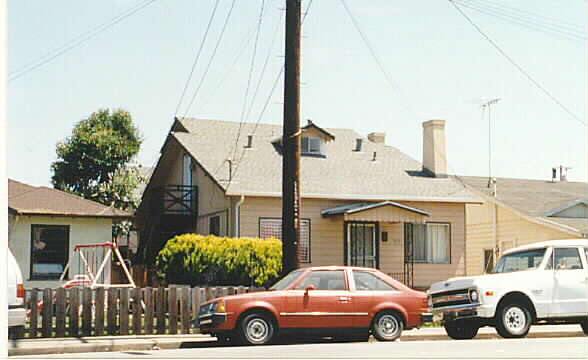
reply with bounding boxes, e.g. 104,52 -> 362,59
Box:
295,270 -> 347,290
352,271 -> 397,291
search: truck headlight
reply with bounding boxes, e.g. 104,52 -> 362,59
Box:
469,289 -> 479,303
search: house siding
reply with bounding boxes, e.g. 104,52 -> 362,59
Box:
8,215 -> 113,289
466,202 -> 578,276
138,138 -> 230,235
239,197 -> 466,288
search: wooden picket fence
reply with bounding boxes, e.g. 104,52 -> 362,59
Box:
22,286 -> 262,339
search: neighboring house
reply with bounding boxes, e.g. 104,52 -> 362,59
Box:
136,117 -> 479,289
460,175 -> 587,276
8,179 -> 129,288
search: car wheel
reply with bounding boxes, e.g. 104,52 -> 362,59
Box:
496,302 -> 532,338
444,320 -> 479,340
239,313 -> 275,345
372,311 -> 403,341
580,318 -> 588,335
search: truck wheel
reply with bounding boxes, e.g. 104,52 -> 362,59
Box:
580,318 -> 588,335
239,312 -> 275,345
372,311 -> 403,341
496,302 -> 531,338
444,320 -> 479,340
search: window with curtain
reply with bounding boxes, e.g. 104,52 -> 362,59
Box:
408,223 -> 450,264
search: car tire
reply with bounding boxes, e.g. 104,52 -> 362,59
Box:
8,326 -> 24,340
580,318 -> 588,335
496,302 -> 532,338
372,311 -> 403,341
444,320 -> 479,340
239,312 -> 275,345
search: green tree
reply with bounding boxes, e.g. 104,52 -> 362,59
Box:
51,108 -> 143,233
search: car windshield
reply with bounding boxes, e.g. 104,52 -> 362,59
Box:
269,269 -> 304,290
493,248 -> 546,273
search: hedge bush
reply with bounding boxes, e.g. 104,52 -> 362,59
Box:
155,234 -> 282,286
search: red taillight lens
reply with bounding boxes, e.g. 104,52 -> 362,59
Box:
17,284 -> 25,299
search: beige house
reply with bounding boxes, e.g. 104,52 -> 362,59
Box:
460,175 -> 587,276
136,118 -> 479,289
8,179 -> 129,288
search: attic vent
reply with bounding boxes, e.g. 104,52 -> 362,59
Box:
355,138 -> 363,152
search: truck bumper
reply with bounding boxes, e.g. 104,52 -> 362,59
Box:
433,304 -> 494,322
8,306 -> 26,327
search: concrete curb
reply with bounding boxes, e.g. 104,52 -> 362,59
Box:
399,330 -> 584,342
8,335 -> 212,357
8,329 -> 585,356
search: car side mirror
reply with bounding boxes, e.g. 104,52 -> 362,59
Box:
304,285 -> 316,295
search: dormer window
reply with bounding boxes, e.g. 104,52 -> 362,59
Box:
302,136 -> 324,156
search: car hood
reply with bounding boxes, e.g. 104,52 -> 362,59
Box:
429,272 -> 533,294
202,289 -> 286,305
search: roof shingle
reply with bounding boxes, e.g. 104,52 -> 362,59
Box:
172,118 -> 478,203
8,179 -> 129,218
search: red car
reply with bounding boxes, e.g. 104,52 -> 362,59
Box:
198,266 -> 431,345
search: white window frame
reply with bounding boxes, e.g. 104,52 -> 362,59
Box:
259,217 -> 311,263
301,136 -> 323,155
410,223 -> 451,264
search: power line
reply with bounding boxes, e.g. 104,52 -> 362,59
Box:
244,9 -> 285,127
449,0 -> 587,127
231,0 -> 267,165
454,0 -> 586,42
226,0 -> 315,189
338,0 -> 421,121
465,0 -> 585,32
174,0 -> 222,116
182,0 -> 238,117
9,0 -> 157,82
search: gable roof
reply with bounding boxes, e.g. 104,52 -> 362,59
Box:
169,118 -> 478,203
8,179 -> 130,218
459,176 -> 587,235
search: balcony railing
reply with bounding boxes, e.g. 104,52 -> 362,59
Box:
150,185 -> 198,216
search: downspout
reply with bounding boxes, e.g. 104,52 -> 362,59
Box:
235,195 -> 245,237
491,178 -> 498,264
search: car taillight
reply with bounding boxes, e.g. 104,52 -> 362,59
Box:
17,284 -> 25,299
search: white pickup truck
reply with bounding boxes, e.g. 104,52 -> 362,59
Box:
429,239 -> 588,339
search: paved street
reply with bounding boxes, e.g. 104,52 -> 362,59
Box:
12,336 -> 588,359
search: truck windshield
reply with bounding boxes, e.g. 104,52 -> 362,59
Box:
493,248 -> 546,273
269,269 -> 304,290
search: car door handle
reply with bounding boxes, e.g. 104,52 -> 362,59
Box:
338,297 -> 351,302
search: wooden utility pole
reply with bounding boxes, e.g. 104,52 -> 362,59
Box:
282,0 -> 301,275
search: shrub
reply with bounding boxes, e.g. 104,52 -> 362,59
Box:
155,234 -> 282,286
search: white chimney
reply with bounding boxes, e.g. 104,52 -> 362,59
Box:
368,132 -> 385,144
422,120 -> 447,177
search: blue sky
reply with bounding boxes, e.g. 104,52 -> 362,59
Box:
7,0 -> 588,186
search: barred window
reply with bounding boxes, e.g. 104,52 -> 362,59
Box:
259,218 -> 311,263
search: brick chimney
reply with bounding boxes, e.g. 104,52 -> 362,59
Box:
422,120 -> 447,177
368,132 -> 385,144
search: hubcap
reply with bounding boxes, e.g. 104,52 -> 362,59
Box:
503,306 -> 527,335
377,315 -> 399,337
246,318 -> 269,342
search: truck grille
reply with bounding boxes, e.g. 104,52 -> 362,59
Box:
431,289 -> 473,309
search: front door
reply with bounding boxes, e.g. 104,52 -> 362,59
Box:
551,247 -> 588,316
346,222 -> 378,268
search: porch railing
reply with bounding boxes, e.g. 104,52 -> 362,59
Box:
150,185 -> 198,216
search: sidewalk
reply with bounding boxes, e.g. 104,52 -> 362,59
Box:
8,325 -> 585,357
